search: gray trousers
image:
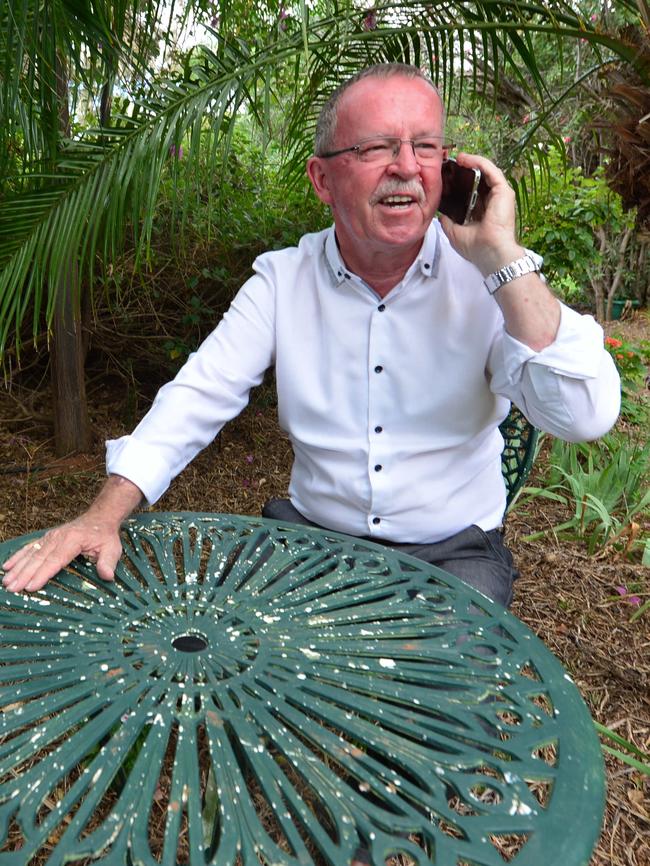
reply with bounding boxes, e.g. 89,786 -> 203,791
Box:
261,498 -> 518,608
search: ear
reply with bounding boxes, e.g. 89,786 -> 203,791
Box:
306,156 -> 334,206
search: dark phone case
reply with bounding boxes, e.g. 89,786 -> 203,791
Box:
439,159 -> 490,224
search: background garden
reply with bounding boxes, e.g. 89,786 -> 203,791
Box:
0,0 -> 649,863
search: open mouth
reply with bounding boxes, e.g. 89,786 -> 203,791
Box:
379,194 -> 416,209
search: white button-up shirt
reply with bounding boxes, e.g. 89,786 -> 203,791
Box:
106,223 -> 620,543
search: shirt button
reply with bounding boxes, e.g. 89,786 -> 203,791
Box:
378,304 -> 386,312
424,262 -> 431,270
374,464 -> 382,472
372,517 -> 381,525
374,365 -> 383,373
374,425 -> 383,433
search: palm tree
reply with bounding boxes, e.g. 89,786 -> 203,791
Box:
0,0 -> 187,453
1,0 -> 647,454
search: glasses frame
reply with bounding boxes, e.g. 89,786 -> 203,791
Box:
318,136 -> 454,165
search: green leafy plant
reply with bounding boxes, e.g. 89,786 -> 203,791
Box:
605,335 -> 650,384
521,147 -> 639,319
604,334 -> 650,425
522,434 -> 649,556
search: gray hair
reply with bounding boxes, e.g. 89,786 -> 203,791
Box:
314,63 -> 442,156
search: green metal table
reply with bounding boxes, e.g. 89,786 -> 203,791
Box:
0,513 -> 604,866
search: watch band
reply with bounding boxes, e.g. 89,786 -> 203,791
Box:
484,250 -> 544,295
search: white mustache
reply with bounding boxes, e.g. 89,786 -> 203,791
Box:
370,179 -> 425,205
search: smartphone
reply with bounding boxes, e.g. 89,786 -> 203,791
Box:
438,158 -> 490,224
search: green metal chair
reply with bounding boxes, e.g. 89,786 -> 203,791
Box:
500,405 -> 539,509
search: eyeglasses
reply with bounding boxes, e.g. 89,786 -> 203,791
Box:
319,136 -> 452,166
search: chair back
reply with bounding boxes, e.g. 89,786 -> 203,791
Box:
499,406 -> 539,509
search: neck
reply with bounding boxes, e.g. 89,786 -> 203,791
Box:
336,236 -> 422,298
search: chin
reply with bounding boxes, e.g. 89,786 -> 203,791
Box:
378,225 -> 427,248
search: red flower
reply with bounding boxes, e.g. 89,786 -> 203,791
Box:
605,337 -> 622,349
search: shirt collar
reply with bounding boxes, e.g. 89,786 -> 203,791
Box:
323,223 -> 440,288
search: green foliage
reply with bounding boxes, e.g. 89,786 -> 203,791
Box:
522,432 -> 649,557
105,119 -> 327,375
595,722 -> 650,776
604,334 -> 650,425
604,335 -> 650,385
521,147 -> 635,305
3,0 -> 649,359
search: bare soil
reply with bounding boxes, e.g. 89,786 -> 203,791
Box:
0,311 -> 648,866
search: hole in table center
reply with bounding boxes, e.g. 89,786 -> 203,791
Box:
172,633 -> 208,653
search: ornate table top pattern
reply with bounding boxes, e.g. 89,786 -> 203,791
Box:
0,513 -> 604,865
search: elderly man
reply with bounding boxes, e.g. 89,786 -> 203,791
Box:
2,63 -> 619,605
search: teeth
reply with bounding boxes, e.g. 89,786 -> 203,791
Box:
382,195 -> 412,204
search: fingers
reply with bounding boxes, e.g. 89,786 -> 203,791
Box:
2,529 -> 82,594
454,152 -> 504,186
95,539 -> 123,583
1,521 -> 124,593
440,151 -> 520,272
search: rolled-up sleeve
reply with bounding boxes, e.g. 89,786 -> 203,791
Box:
488,303 -> 621,441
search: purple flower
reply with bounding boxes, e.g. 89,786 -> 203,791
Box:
362,10 -> 377,30
242,479 -> 251,488
210,15 -> 219,27
615,586 -> 642,606
245,454 -> 254,464
169,144 -> 183,159
279,6 -> 289,29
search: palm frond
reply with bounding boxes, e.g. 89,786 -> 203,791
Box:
2,0 -> 648,357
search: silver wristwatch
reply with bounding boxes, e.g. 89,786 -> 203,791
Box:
484,250 -> 544,295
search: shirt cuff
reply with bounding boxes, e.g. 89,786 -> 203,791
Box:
500,303 -> 606,386
105,435 -> 172,505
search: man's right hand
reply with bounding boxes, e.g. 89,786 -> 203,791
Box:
1,474 -> 144,594
1,516 -> 124,593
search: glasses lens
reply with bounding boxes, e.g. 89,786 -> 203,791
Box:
357,139 -> 399,164
413,139 -> 444,161
357,137 -> 446,164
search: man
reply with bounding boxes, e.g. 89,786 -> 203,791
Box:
2,63 -> 620,604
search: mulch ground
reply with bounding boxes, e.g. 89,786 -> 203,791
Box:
0,313 -> 648,866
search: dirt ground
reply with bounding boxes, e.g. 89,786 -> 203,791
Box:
0,311 -> 648,865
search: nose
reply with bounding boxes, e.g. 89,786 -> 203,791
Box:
387,140 -> 420,178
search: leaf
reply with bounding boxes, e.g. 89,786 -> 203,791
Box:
627,788 -> 649,819
594,721 -> 650,764
630,599 -> 650,623
600,745 -> 650,776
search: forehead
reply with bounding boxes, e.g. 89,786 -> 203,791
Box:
335,75 -> 443,142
